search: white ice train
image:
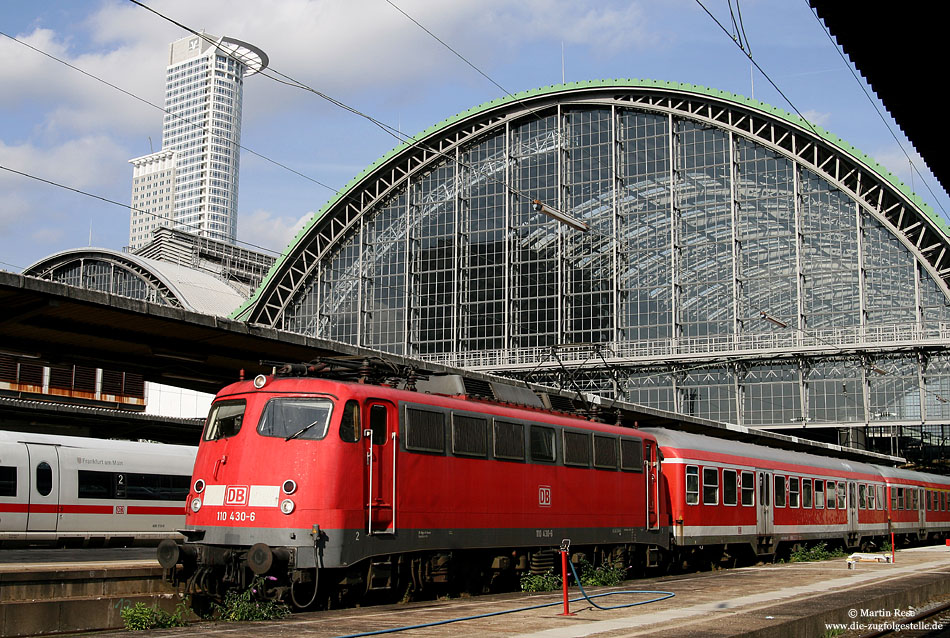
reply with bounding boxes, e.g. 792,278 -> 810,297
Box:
0,430 -> 196,546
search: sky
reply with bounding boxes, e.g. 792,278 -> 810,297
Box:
1,0 -> 947,274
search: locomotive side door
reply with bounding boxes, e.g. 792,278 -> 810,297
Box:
644,441 -> 660,530
364,400 -> 396,534
25,444 -> 60,532
756,469 -> 773,536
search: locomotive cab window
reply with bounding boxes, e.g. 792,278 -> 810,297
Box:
0,465 -> 17,497
702,467 -> 719,505
339,400 -> 361,443
814,479 -> 825,508
204,400 -> 246,441
258,397 -> 334,441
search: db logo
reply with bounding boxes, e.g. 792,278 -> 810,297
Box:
225,485 -> 249,505
538,485 -> 552,508
114,505 -> 126,515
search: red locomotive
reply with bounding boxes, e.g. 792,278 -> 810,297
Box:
158,363 -> 950,606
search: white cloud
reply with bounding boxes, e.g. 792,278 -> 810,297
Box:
0,135 -> 128,190
801,109 -> 832,127
237,209 -> 314,253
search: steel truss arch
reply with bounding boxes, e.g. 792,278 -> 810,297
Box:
238,81 -> 950,329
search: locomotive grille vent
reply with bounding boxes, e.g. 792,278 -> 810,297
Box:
405,408 -> 446,453
493,420 -> 525,460
621,438 -> 644,472
452,415 -> 488,457
542,393 -> 577,413
563,431 -> 591,467
461,377 -> 493,398
593,435 -> 619,469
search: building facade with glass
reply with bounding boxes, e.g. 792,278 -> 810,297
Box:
128,33 -> 267,250
235,81 -> 950,458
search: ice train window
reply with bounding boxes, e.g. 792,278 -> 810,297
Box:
258,398 -> 334,441
36,462 -> 52,496
0,466 -> 16,497
204,400 -> 247,441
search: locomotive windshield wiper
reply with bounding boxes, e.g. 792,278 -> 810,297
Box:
285,419 -> 321,441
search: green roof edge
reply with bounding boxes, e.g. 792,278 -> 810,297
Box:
231,78 -> 946,320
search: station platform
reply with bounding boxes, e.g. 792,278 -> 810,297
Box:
79,545 -> 950,638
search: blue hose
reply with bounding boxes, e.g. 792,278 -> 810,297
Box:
329,558 -> 675,638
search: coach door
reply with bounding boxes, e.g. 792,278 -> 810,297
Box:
847,481 -> 858,534
364,400 -> 396,534
756,470 -> 773,536
644,441 -> 660,530
25,444 -> 60,532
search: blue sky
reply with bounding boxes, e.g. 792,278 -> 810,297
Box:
1,0 -> 946,272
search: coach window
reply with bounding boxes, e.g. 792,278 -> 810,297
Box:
723,469 -> 737,506
703,467 -> 719,505
877,485 -> 885,510
837,484 -> 846,509
774,475 -> 787,508
0,466 -> 16,497
339,400 -> 360,443
203,399 -> 246,440
928,490 -> 934,511
827,481 -> 836,509
789,477 -> 800,508
36,462 -> 52,496
868,485 -> 875,510
859,484 -> 866,509
686,466 -> 699,505
803,479 -> 813,508
814,479 -> 825,508
740,470 -> 754,506
530,426 -> 556,463
896,487 -> 904,510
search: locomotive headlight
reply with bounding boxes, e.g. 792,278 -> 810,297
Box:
282,479 -> 297,495
190,497 -> 202,513
193,479 -> 205,494
253,374 -> 267,389
280,499 -> 295,515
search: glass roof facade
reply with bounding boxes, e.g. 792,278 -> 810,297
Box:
242,84 -> 950,441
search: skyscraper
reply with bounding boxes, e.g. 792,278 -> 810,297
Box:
129,33 -> 267,251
